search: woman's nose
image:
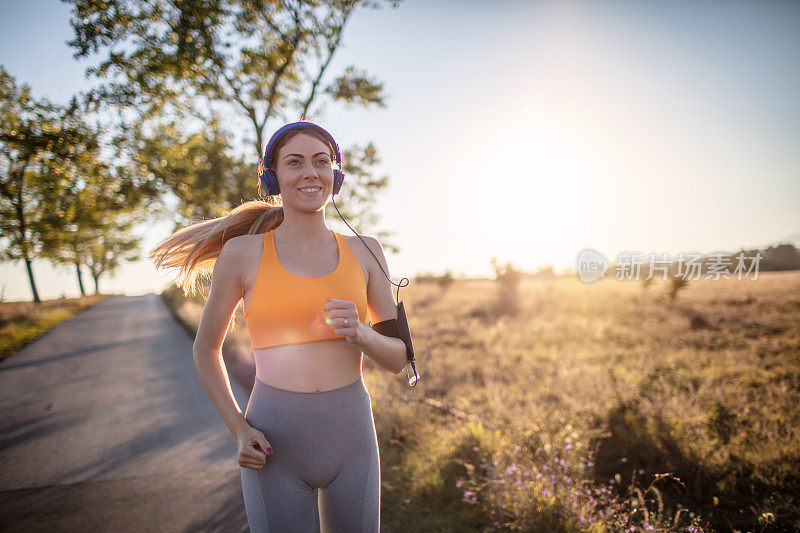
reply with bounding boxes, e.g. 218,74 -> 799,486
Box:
302,163 -> 320,178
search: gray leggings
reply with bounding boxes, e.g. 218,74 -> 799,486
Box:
240,376 -> 380,532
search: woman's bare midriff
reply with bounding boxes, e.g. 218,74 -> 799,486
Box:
252,340 -> 363,393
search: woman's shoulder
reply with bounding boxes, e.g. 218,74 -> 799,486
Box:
341,232 -> 389,277
217,233 -> 266,289
223,232 -> 265,253
342,232 -> 383,254
218,233 -> 266,268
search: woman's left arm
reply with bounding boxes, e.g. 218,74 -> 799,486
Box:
326,235 -> 407,374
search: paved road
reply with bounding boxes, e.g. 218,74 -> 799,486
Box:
0,294 -> 251,532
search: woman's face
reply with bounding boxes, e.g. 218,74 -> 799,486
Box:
275,133 -> 335,210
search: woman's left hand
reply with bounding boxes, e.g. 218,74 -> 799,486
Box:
324,297 -> 366,345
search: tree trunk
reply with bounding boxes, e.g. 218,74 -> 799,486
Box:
24,257 -> 41,303
14,168 -> 39,303
254,132 -> 262,164
92,274 -> 100,294
75,262 -> 86,296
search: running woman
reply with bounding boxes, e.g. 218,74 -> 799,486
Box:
149,120 -> 408,532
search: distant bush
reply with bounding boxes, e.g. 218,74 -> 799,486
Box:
490,257 -> 522,317
758,243 -> 800,271
668,275 -> 689,302
415,270 -> 457,290
414,272 -> 441,283
437,269 -> 455,292
525,265 -> 557,280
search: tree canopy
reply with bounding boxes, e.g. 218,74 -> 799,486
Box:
64,0 -> 399,158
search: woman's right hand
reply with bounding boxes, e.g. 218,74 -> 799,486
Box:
236,425 -> 273,470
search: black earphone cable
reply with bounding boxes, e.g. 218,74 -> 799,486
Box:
330,193 -> 409,304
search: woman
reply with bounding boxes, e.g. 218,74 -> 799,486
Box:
149,121 -> 409,532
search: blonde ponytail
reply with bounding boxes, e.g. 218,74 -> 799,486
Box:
149,197 -> 284,297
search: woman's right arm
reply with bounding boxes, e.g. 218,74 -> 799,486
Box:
192,237 -> 250,439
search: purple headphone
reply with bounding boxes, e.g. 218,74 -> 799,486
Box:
258,121 -> 346,196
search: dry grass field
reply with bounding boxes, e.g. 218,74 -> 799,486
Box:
170,270 -> 800,532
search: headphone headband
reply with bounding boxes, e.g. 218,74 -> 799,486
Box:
263,121 -> 342,171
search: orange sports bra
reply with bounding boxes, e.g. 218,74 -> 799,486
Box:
243,229 -> 370,350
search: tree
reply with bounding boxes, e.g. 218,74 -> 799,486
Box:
85,215 -> 142,294
38,151 -> 156,296
37,145 -> 104,296
0,67 -> 98,302
64,0 -> 399,157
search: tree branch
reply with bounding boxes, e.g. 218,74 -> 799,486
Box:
300,2 -> 356,117
256,5 -> 305,156
209,52 -> 254,117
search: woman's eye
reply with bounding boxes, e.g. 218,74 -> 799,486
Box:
316,159 -> 330,165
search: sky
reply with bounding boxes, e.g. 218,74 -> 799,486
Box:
1,0 -> 799,301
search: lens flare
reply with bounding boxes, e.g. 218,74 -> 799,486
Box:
310,309 -> 336,337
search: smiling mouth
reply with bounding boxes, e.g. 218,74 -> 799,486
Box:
298,186 -> 322,194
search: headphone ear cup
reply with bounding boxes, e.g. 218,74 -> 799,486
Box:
260,169 -> 280,196
333,169 -> 345,195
